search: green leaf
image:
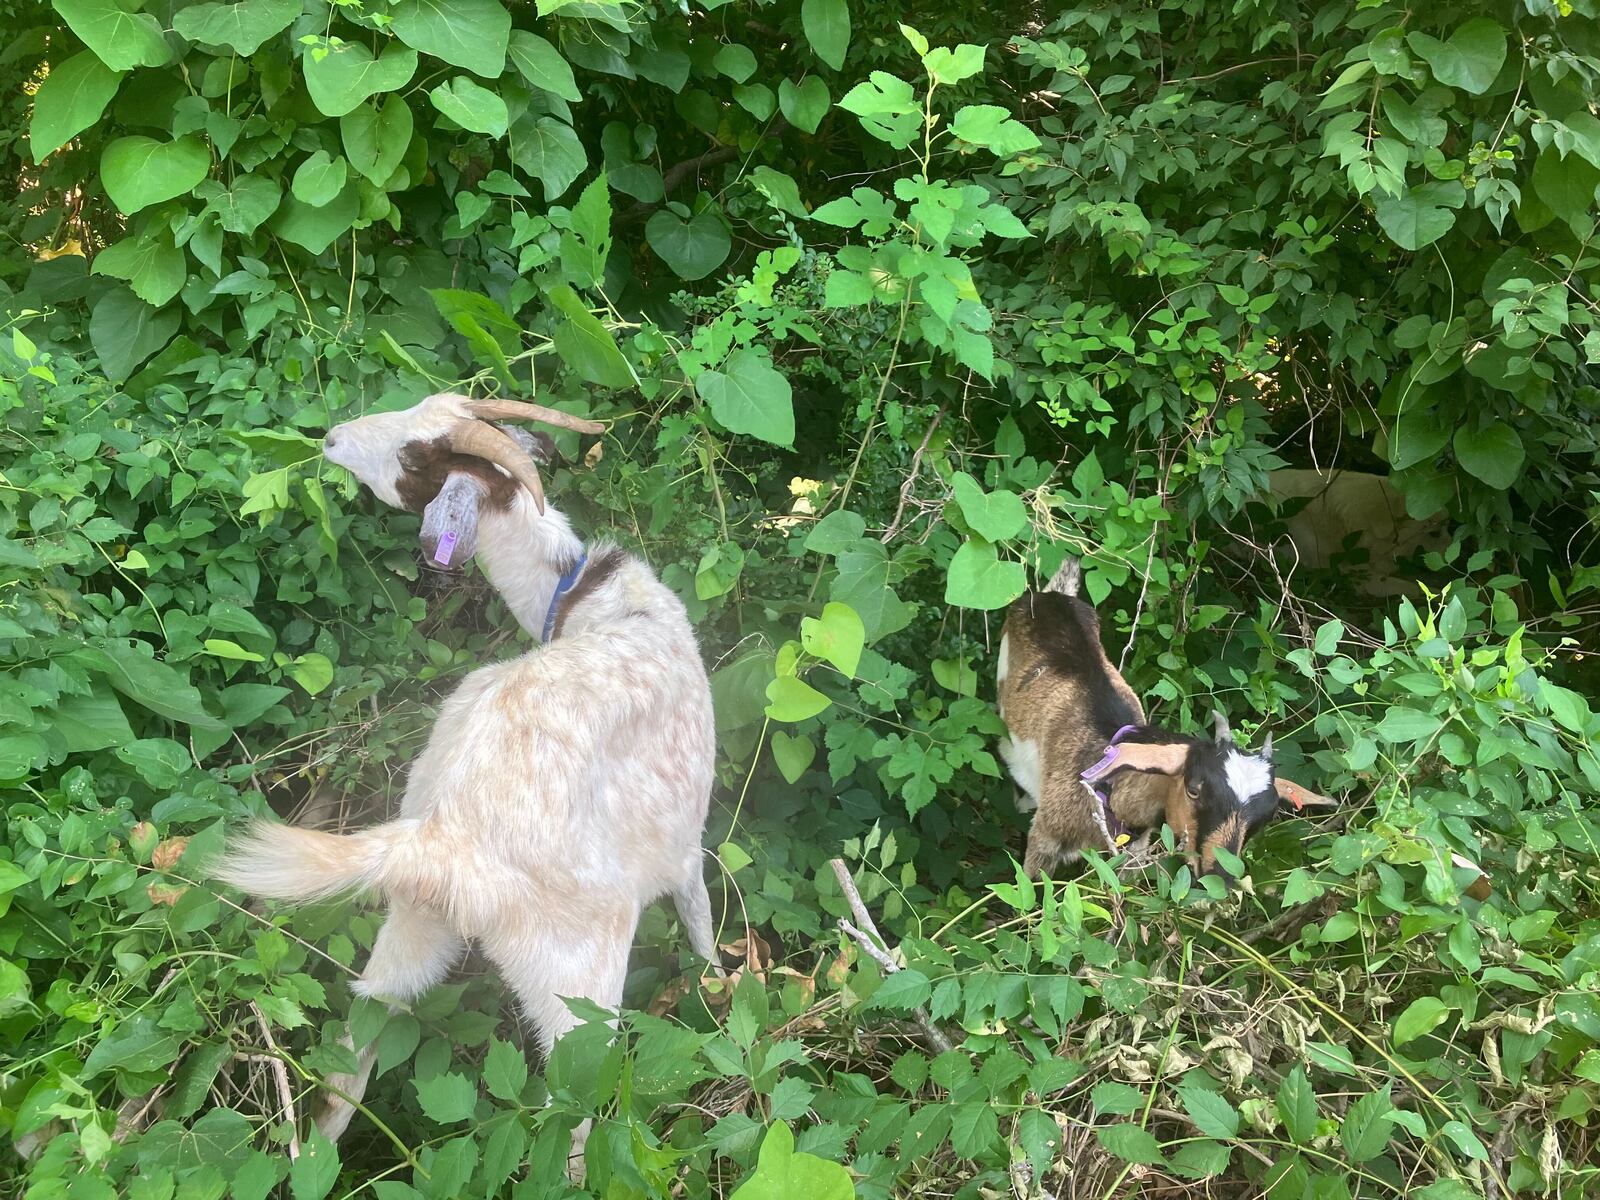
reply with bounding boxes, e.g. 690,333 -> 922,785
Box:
944,539 -> 1026,610
29,51 -> 123,162
1169,1140 -> 1230,1179
89,288 -> 178,381
839,72 -> 919,148
232,1152 -> 281,1200
202,173 -> 282,234
765,675 -> 831,722
430,77 -> 508,137
415,1072 -> 478,1123
729,1122 -> 853,1200
1376,706 -> 1443,744
289,652 -> 334,696
271,178 -> 360,254
866,968 -> 930,1010
1096,1123 -> 1164,1165
101,135 -> 210,214
1393,995 -> 1452,1045
1277,1066 -> 1318,1144
1407,18 -> 1506,95
1340,1088 -> 1396,1163
52,0 -> 171,70
949,1101 -> 1000,1158
548,283 -> 635,389
342,96 -> 413,186
92,233 -> 185,307
750,166 -> 808,218
53,691 -> 134,752
71,640 -> 223,727
510,115 -> 586,200
292,151 -> 349,207
304,42 -> 417,118
1374,184 -> 1461,250
800,601 -> 864,676
1531,146 -> 1599,234
714,43 -> 758,83
508,30 -> 580,101
647,205 -> 732,280
1454,422 -> 1524,489
289,1130 -> 340,1200
389,0 -> 510,77
951,473 -> 1027,541
482,1038 -> 527,1102
950,104 -> 1040,155
559,171 -> 612,288
924,44 -> 985,86
697,349 -> 795,446
804,510 -> 866,555
800,0 -> 850,71
770,731 -> 815,783
172,0 -> 298,55
778,75 -> 830,134
1177,1085 -> 1239,1139
84,1016 -> 180,1077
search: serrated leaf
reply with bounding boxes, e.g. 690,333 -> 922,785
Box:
1177,1085 -> 1239,1139
289,1130 -> 340,1200
1340,1087 -> 1396,1163
1095,1123 -> 1164,1165
482,1037 -> 528,1102
1276,1066 -> 1318,1143
866,968 -> 930,1010
415,1072 -> 478,1123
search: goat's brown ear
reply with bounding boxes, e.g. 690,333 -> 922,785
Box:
1111,741 -> 1191,775
1274,776 -> 1339,812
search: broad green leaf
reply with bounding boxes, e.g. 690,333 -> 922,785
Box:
101,135 -> 210,214
342,96 -> 413,185
390,0 -> 510,77
950,104 -> 1040,155
71,640 -> 223,727
866,968 -> 930,1010
482,1121 -> 527,1193
430,77 -> 508,137
944,539 -> 1026,610
558,171 -> 612,287
53,691 -> 134,752
304,42 -> 417,118
924,44 -> 985,86
800,0 -> 850,71
508,30 -> 580,102
765,675 -> 831,722
271,179 -> 360,253
89,288 -> 179,381
52,0 -> 171,70
482,1038 -> 528,1102
696,349 -> 795,446
1096,1123 -> 1164,1165
93,233 -> 185,307
415,1072 -> 478,1123
84,1016 -> 180,1076
729,1122 -> 853,1200
950,473 -> 1027,541
1407,18 -> 1506,95
289,651 -> 334,695
1374,185 -> 1461,250
646,205 -> 732,280
1169,1141 -> 1230,1179
29,51 -> 123,162
804,510 -> 866,555
289,1130 -> 340,1200
770,731 -> 815,782
1176,1085 -> 1239,1139
511,115 -> 586,199
548,283 -> 635,389
1531,146 -> 1599,234
833,543 -> 915,641
1277,1066 -> 1318,1144
800,601 -> 865,676
1454,422 -> 1524,489
949,1101 -> 1000,1158
714,43 -> 758,82
173,0 -> 299,55
1340,1087 -> 1396,1163
201,173 -> 282,234
1376,706 -> 1443,744
1393,995 -> 1452,1045
291,151 -> 349,207
779,75 -> 830,134
839,72 -> 919,148
750,166 -> 808,217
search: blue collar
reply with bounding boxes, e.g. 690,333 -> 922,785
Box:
541,553 -> 587,642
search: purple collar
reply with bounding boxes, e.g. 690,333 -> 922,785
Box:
1081,724 -> 1140,846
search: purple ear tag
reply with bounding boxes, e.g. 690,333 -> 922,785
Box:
434,530 -> 458,567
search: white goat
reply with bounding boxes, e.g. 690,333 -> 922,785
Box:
216,394 -> 718,1149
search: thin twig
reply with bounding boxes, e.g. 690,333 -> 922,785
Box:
881,405 -> 947,544
250,1002 -> 302,1160
828,858 -> 956,1055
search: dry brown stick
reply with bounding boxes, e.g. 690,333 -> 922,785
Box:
881,405 -> 947,544
250,1002 -> 302,1160
828,858 -> 956,1055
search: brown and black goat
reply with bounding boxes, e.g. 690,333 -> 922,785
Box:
996,558 -> 1333,879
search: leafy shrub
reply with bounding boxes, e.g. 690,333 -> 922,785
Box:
2,1 -> 1599,1197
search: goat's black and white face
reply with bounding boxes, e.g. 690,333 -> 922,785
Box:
322,393 -> 599,568
1177,726 -> 1278,878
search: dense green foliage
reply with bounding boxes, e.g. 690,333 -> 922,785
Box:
4,0 -> 1600,1197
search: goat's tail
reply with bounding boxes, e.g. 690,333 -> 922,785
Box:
212,818 -> 427,906
1045,555 -> 1082,598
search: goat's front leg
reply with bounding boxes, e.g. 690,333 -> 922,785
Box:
319,900 -> 464,1141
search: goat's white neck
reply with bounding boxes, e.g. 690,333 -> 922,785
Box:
473,494 -> 585,639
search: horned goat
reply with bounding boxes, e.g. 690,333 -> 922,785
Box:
996,558 -> 1334,879
216,394 -> 719,1154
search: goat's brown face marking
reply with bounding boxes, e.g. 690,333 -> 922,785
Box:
1199,812 -> 1246,875
396,436 -> 519,515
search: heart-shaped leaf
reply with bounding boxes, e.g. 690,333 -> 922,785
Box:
508,30 -> 580,102
1374,184 -> 1463,251
1454,421 -> 1524,489
800,601 -> 864,677
430,77 -> 508,137
646,205 -> 732,280
291,151 -> 348,207
769,731 -> 816,783
778,75 -> 830,134
101,135 -> 210,214
304,42 -> 417,118
696,349 -> 794,446
30,50 -> 123,162
173,0 -> 298,55
53,0 -> 172,70
510,115 -> 586,200
389,0 -> 509,78
765,676 -> 831,723
800,0 -> 850,71
341,95 -> 413,185
1407,18 -> 1506,96
950,472 -> 1027,541
944,539 -> 1026,610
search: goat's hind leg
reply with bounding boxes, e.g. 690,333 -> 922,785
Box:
672,865 -> 718,965
318,900 -> 464,1141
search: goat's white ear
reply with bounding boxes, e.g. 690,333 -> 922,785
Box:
1213,710 -> 1232,743
419,473 -> 484,570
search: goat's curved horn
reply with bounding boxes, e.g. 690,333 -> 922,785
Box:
1261,732 -> 1273,758
447,419 -> 547,514
464,399 -> 606,434
1213,710 -> 1231,742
